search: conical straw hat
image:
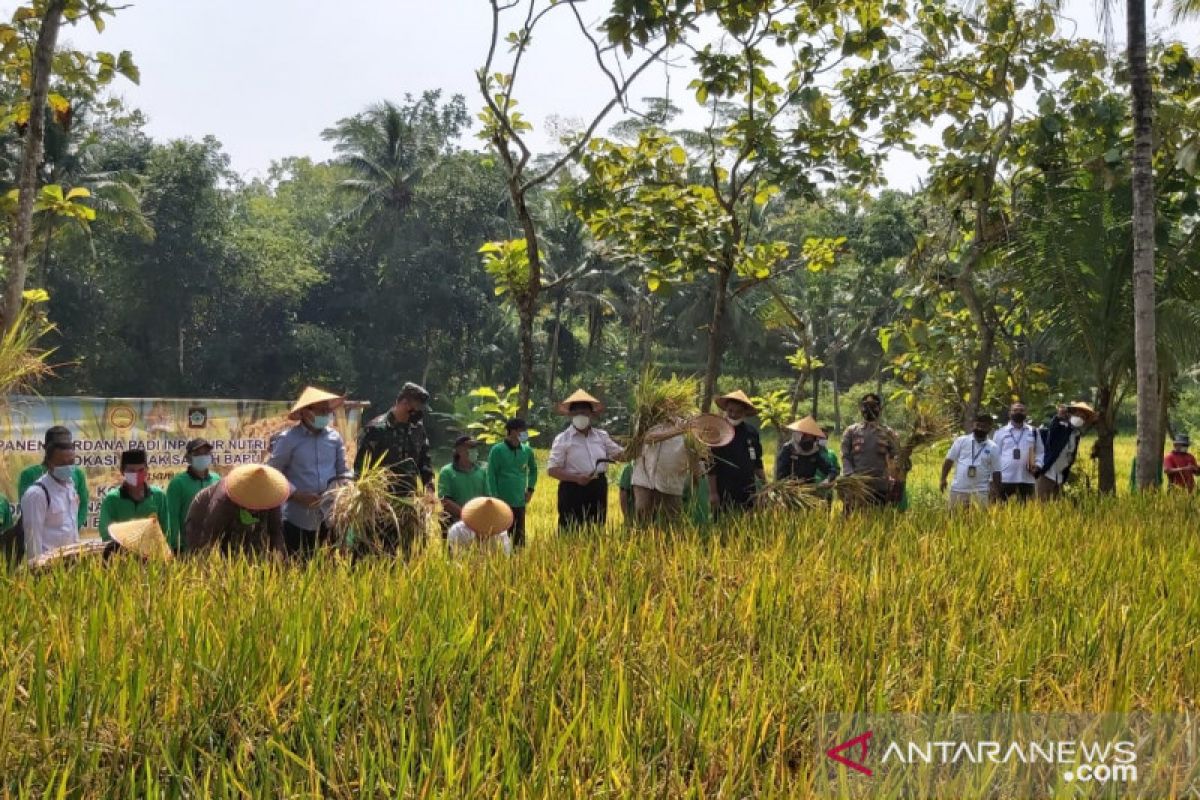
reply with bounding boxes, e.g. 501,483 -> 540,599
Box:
715,389 -> 759,416
224,464 -> 291,511
557,388 -> 605,415
28,540 -> 110,570
1066,401 -> 1096,420
785,415 -> 825,437
687,413 -> 735,448
287,386 -> 346,420
109,514 -> 173,561
461,497 -> 514,538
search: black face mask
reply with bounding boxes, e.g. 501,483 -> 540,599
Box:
862,405 -> 880,421
1011,413 -> 1026,425
409,409 -> 424,422
973,429 -> 988,441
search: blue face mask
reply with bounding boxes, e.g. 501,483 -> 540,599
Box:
310,414 -> 331,430
51,465 -> 74,482
191,454 -> 213,471
518,431 -> 529,444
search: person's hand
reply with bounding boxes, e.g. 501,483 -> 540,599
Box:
292,491 -> 320,508
939,479 -> 947,493
575,474 -> 593,486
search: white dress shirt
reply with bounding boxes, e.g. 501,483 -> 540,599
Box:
994,422 -> 1043,484
632,425 -> 689,496
548,426 -> 623,479
21,473 -> 81,562
945,435 -> 1001,494
446,521 -> 512,554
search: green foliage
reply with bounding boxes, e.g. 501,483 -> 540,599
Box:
466,385 -> 537,444
478,238 -> 532,298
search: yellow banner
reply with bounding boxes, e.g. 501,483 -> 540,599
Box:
0,396 -> 363,534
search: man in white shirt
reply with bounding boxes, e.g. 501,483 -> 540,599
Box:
940,414 -> 1002,508
632,423 -> 692,524
993,402 -> 1043,502
21,440 -> 81,562
547,389 -> 624,532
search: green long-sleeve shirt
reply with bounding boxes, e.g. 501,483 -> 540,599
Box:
486,441 -> 537,508
165,469 -> 220,552
98,485 -> 168,542
18,464 -> 88,528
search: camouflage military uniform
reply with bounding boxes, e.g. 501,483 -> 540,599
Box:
355,411 -> 434,495
841,420 -> 901,509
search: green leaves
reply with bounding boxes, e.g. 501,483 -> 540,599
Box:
478,239 -> 533,299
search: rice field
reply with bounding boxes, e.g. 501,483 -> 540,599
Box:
3,435 -> 1196,797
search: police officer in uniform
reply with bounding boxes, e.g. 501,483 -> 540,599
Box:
841,393 -> 901,511
355,382 -> 435,554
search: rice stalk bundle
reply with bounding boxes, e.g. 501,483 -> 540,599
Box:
628,369 -> 701,462
326,456 -> 432,554
754,478 -> 827,512
832,473 -> 879,506
892,403 -> 955,479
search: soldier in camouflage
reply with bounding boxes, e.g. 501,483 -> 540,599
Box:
840,392 -> 902,511
355,383 -> 435,555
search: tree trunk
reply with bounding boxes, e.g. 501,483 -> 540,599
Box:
701,266 -> 732,411
1094,385 -> 1117,494
421,329 -> 434,387
2,0 -> 67,331
811,368 -> 820,418
511,187 -> 541,418
789,372 -> 804,418
546,296 -> 563,407
832,358 -> 842,432
1128,0 -> 1160,490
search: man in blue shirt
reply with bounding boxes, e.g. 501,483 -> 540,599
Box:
268,386 -> 349,558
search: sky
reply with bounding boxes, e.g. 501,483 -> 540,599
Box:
32,0 -> 1200,190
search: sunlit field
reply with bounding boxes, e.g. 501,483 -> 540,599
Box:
4,435 -> 1194,797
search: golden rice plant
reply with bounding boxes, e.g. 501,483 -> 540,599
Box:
754,478 -> 829,511
325,454 -> 434,554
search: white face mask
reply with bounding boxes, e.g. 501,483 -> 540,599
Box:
791,433 -> 803,446
572,414 -> 591,431
728,416 -> 744,427
1069,415 -> 1084,428
123,471 -> 141,487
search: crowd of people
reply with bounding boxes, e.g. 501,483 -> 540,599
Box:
4,382 -> 1196,567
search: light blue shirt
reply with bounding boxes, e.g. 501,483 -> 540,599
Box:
267,423 -> 348,530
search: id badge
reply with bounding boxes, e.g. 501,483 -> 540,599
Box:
1012,448 -> 1021,460
967,465 -> 977,478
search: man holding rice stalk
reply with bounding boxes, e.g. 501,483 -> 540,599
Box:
707,390 -> 766,517
267,386 -> 350,558
840,393 -> 902,511
940,413 -> 1002,508
547,389 -> 624,532
354,382 -> 436,556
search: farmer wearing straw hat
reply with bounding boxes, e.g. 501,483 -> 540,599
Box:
184,464 -> 289,555
841,393 -> 901,510
355,382 -> 435,556
108,515 -> 174,561
994,401 -> 1044,503
707,390 -> 766,516
99,449 -> 168,543
18,426 -> 88,530
1164,432 -> 1198,491
446,497 -> 514,555
165,438 -> 220,553
268,386 -> 349,558
1035,402 -> 1094,500
547,389 -> 624,532
776,416 -> 838,487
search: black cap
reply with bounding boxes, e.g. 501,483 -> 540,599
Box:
453,435 -> 477,448
975,413 -> 994,424
397,382 -> 430,403
185,438 -> 213,455
861,393 -> 882,404
119,449 -> 147,469
43,425 -> 72,446
505,417 -> 528,432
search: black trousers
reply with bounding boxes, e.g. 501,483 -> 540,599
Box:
510,506 -> 528,548
558,477 -> 608,532
283,521 -> 328,558
1000,482 -> 1034,502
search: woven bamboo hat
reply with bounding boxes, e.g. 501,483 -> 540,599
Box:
557,388 -> 605,415
223,464 -> 290,511
786,415 -> 825,437
461,497 -> 514,538
688,413 -> 735,448
1066,401 -> 1096,421
109,515 -> 173,561
287,386 -> 346,420
715,390 -> 759,416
